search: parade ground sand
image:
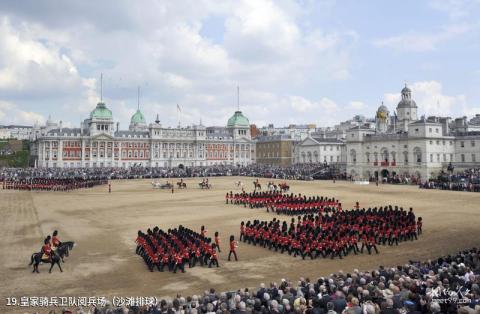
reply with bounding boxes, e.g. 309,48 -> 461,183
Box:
1,177 -> 480,313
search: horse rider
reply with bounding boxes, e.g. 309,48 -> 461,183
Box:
52,230 -> 62,250
41,238 -> 52,260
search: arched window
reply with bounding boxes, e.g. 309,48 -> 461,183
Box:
381,148 -> 389,162
413,147 -> 422,163
350,149 -> 357,164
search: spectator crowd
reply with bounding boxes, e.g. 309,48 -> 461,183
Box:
55,247 -> 479,314
420,169 -> 480,193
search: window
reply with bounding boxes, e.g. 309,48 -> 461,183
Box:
414,147 -> 422,163
429,128 -> 432,133
461,154 -> 465,162
461,141 -> 465,148
430,154 -> 433,162
472,141 -> 475,147
472,154 -> 476,162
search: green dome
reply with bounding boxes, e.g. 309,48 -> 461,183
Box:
227,111 -> 249,127
131,109 -> 146,124
90,102 -> 113,120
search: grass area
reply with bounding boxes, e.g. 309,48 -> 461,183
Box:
0,140 -> 30,167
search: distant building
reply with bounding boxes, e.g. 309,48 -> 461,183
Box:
256,134 -> 295,166
0,125 -> 33,140
346,85 -> 480,179
258,123 -> 316,141
250,124 -> 260,139
31,101 -> 255,168
294,137 -> 346,166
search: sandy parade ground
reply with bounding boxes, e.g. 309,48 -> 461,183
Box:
1,176 -> 479,313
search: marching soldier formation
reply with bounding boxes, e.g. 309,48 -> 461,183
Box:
239,206 -> 422,259
135,225 -> 238,274
226,190 -> 341,215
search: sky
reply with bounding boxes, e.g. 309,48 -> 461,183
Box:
0,0 -> 480,129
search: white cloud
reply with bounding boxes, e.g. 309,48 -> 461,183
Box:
0,101 -> 46,125
0,0 -> 359,129
349,101 -> 365,110
383,81 -> 466,117
428,0 -> 480,19
373,24 -> 472,52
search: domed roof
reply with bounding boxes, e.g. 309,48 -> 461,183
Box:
401,86 -> 411,94
90,102 -> 113,120
130,109 -> 146,125
397,84 -> 417,109
397,99 -> 418,109
377,104 -> 389,113
227,111 -> 249,128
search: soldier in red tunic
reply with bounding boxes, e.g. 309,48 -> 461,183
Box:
228,235 -> 238,261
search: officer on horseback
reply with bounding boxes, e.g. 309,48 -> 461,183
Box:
41,238 -> 52,261
52,230 -> 62,249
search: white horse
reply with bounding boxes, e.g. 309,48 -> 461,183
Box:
151,181 -> 161,189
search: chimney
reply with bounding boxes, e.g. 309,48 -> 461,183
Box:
59,120 -> 63,133
80,121 -> 83,135
116,122 -> 119,132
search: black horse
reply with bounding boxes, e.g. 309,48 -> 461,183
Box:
59,241 -> 75,258
29,248 -> 66,273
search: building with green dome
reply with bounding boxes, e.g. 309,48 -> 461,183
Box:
129,109 -> 147,132
90,102 -> 113,120
227,111 -> 250,128
33,101 -> 256,168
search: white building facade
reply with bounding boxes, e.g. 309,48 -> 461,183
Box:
294,137 -> 346,165
32,102 -> 255,168
346,85 -> 480,180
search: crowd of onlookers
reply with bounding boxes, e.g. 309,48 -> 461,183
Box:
369,175 -> 420,186
2,165 -> 480,192
50,247 -> 479,313
420,169 -> 480,192
0,164 -> 338,182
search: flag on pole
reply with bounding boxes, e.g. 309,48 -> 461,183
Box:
177,104 -> 181,112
